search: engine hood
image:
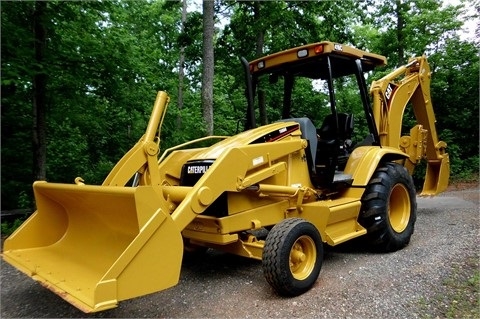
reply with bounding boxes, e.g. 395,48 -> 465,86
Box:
190,121 -> 300,160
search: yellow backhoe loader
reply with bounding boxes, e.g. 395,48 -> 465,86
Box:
3,41 -> 449,313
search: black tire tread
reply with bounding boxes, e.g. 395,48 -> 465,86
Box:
358,162 -> 417,252
262,218 -> 323,296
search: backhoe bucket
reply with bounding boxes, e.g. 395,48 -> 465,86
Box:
420,154 -> 450,196
2,181 -> 183,313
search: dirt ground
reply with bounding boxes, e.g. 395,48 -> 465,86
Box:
1,182 -> 478,318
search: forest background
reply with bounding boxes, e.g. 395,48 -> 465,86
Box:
1,0 -> 479,212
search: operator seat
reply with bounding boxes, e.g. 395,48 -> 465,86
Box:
317,113 -> 354,147
277,117 -> 317,171
315,113 -> 354,185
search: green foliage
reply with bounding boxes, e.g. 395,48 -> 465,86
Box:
1,218 -> 27,237
17,191 -> 33,209
46,119 -> 90,183
363,0 -> 466,65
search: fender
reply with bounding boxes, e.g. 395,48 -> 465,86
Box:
344,146 -> 408,187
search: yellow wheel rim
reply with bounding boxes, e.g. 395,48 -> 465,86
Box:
389,184 -> 411,233
289,235 -> 316,280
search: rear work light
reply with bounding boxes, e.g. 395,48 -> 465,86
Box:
297,49 -> 309,58
257,60 -> 265,69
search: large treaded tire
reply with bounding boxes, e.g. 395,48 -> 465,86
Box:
359,162 -> 417,252
262,218 -> 323,296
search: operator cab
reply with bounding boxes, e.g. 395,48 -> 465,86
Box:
242,41 -> 387,190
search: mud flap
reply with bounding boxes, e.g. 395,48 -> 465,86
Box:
2,181 -> 183,313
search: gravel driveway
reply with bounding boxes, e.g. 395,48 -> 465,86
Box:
1,185 -> 478,318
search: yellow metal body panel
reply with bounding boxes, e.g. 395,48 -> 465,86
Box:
184,187 -> 368,254
183,200 -> 290,237
226,191 -> 287,216
190,121 -> 303,159
344,146 -> 408,186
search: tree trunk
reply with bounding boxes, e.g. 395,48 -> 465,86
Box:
395,0 -> 405,66
32,1 -> 47,181
254,2 -> 267,125
177,0 -> 187,128
202,0 -> 214,135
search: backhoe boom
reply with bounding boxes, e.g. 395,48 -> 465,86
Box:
370,56 -> 449,195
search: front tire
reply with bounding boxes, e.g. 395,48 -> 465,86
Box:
262,218 -> 323,296
359,162 -> 417,252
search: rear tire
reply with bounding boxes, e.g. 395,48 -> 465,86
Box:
359,162 -> 417,252
262,218 -> 323,296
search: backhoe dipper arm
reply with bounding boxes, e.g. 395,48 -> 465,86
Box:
369,56 -> 449,195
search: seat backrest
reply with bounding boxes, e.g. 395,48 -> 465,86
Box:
318,113 -> 354,141
277,117 -> 317,164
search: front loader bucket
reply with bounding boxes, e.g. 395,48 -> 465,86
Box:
2,181 -> 183,313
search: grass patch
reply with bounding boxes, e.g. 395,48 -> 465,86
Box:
444,263 -> 479,319
419,256 -> 479,319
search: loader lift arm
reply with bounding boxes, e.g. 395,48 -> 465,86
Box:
369,56 -> 450,195
102,91 -> 169,188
